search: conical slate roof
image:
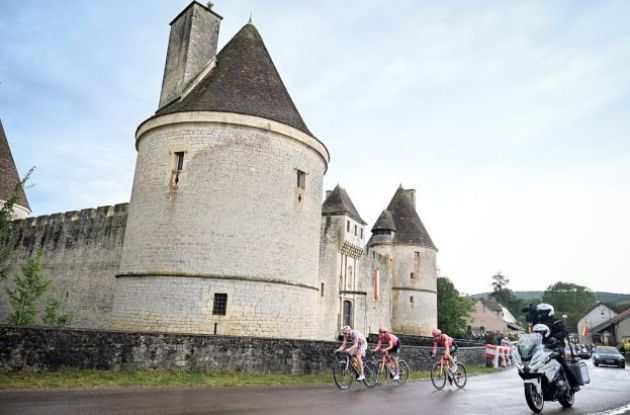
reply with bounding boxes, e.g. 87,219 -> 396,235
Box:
372,209 -> 396,232
382,186 -> 436,250
156,23 -> 312,136
0,119 -> 29,209
322,184 -> 366,225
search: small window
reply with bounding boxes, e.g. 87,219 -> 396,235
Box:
175,152 -> 184,171
410,272 -> 414,279
212,293 -> 228,315
414,251 -> 420,258
347,220 -> 350,232
410,296 -> 414,303
297,170 -> 306,189
320,282 -> 325,297
326,216 -> 331,227
360,228 -> 363,239
354,224 -> 357,236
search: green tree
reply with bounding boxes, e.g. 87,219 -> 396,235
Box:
437,276 -> 475,338
488,272 -> 524,323
0,168 -> 33,281
542,281 -> 597,331
5,251 -> 50,325
43,297 -> 72,327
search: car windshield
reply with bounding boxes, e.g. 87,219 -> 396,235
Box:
596,348 -> 621,355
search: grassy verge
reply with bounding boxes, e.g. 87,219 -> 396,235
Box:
0,365 -> 503,390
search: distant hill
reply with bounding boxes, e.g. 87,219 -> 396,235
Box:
471,291 -> 630,306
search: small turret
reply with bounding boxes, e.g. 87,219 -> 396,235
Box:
369,185 -> 437,336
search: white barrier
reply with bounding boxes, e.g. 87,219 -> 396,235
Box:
486,344 -> 513,368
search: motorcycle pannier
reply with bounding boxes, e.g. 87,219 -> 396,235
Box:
569,360 -> 590,385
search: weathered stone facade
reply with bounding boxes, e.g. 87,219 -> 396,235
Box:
0,205 -> 128,328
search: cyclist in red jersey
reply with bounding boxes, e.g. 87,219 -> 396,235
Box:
431,328 -> 458,372
372,327 -> 401,380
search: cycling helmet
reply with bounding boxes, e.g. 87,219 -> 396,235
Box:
536,303 -> 555,318
378,327 -> 388,334
342,326 -> 352,335
432,328 -> 442,337
532,323 -> 550,338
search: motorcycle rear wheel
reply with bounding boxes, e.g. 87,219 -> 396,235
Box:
524,383 -> 544,413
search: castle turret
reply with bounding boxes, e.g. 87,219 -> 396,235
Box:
111,5 -> 329,338
368,185 -> 437,335
0,118 -> 30,219
319,185 -> 368,338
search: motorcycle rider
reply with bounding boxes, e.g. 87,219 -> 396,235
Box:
526,303 -> 579,391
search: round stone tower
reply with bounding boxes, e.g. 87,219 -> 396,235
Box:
111,2 -> 329,338
368,186 -> 438,336
0,118 -> 30,219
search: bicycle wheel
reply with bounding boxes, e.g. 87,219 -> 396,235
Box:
453,362 -> 467,389
397,360 -> 410,385
430,361 -> 447,390
375,362 -> 388,385
332,357 -> 354,390
362,361 -> 378,388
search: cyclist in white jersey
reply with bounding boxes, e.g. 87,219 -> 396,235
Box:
336,325 -> 367,380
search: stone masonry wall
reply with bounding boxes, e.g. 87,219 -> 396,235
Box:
317,215 -> 393,340
0,205 -> 128,329
390,245 -> 437,336
111,276 -> 318,338
115,119 -> 326,337
0,326 -> 485,374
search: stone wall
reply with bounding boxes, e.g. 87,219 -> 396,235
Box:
0,326 -> 485,374
0,204 -> 128,329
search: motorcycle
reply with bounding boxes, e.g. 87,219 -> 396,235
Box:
512,333 -> 584,413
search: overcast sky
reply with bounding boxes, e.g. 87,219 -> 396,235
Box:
1,1 -> 629,295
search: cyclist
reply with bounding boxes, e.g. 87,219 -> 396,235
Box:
431,328 -> 458,373
372,327 -> 401,380
336,325 -> 368,381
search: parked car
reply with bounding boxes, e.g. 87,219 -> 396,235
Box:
592,347 -> 626,368
577,344 -> 592,359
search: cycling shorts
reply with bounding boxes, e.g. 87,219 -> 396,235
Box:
349,341 -> 367,357
449,344 -> 458,355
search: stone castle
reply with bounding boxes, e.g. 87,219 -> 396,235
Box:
0,2 -> 437,340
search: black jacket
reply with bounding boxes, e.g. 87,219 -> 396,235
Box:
538,317 -> 568,346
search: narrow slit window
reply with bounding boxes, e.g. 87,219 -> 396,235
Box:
212,293 -> 228,315
410,296 -> 414,303
354,224 -> 357,236
175,152 -> 184,171
360,228 -> 363,239
320,282 -> 325,297
410,272 -> 414,279
347,220 -> 350,232
296,170 -> 306,189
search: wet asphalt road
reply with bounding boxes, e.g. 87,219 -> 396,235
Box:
1,362 -> 628,415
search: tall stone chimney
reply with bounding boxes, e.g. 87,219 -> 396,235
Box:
158,2 -> 222,109
405,189 -> 416,209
